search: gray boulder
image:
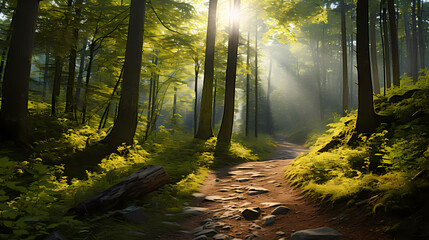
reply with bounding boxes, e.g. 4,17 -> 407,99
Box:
271,206 -> 291,215
290,227 -> 343,240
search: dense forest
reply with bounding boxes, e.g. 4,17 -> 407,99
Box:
0,0 -> 428,239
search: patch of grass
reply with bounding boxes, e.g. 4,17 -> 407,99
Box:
285,70 -> 429,214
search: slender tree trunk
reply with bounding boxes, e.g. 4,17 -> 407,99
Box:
145,75 -> 153,140
370,12 -> 380,94
193,62 -> 199,137
245,30 -> 250,136
388,0 -> 400,87
266,58 -> 272,135
356,0 -> 379,133
75,43 -> 86,111
404,12 -> 412,76
0,0 -> 39,143
104,0 -> 146,147
43,48 -> 50,99
382,8 -> 391,89
172,87 -> 177,133
254,15 -> 258,138
341,0 -> 349,115
417,0 -> 425,71
81,43 -> 95,124
51,56 -> 63,116
0,12 -> 14,85
196,0 -> 217,139
217,0 -> 240,145
212,77 -> 217,130
411,0 -> 418,81
349,15 -> 354,108
65,0 -> 83,114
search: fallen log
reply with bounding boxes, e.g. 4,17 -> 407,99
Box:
68,165 -> 170,217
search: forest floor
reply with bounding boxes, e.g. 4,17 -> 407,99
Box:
160,137 -> 394,240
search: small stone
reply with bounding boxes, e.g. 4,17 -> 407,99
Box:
241,207 -> 261,220
220,211 -> 235,219
290,227 -> 343,240
222,225 -> 231,231
183,202 -> 190,206
276,231 -> 286,236
216,178 -> 220,182
119,206 -> 146,224
251,174 -> 266,178
249,223 -> 261,230
228,171 -> 244,175
247,187 -> 269,195
271,206 -> 291,215
237,178 -> 251,182
192,226 -> 204,233
200,218 -> 213,225
192,193 -> 206,198
218,189 -> 229,192
205,195 -> 224,202
262,215 -> 276,226
261,202 -> 281,208
193,235 -> 208,240
183,207 -> 208,215
237,167 -> 254,170
194,229 -> 218,237
213,233 -> 229,240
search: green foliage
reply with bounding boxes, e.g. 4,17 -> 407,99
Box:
286,71 -> 429,211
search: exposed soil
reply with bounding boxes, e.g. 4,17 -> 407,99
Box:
161,138 -> 394,240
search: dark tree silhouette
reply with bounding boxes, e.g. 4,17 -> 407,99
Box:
103,0 -> 146,147
0,0 -> 39,143
196,0 -> 218,140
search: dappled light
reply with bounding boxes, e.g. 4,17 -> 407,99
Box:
0,0 -> 428,239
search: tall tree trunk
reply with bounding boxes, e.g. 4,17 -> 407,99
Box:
196,0 -> 217,139
382,8 -> 391,89
81,42 -> 95,124
388,0 -> 400,87
370,12 -> 380,94
0,0 -> 39,143
349,14 -> 354,108
417,0 -> 425,71
193,61 -> 199,136
0,12 -> 14,86
43,48 -> 50,99
254,15 -> 258,138
217,0 -> 240,145
404,12 -> 412,76
212,77 -> 217,130
245,30 -> 250,136
341,0 -> 349,115
172,87 -> 177,133
65,0 -> 83,114
411,0 -> 418,81
75,43 -> 86,111
356,0 -> 379,133
266,58 -> 273,135
51,56 -> 63,116
103,0 -> 146,147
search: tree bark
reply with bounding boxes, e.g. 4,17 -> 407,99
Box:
104,0 -> 146,147
356,0 -> 379,133
245,30 -> 250,136
266,58 -> 273,135
417,0 -> 425,72
193,61 -> 199,136
382,8 -> 391,89
196,0 -> 217,140
341,0 -> 349,115
217,0 -> 240,145
404,12 -> 412,76
68,165 -> 170,217
370,12 -> 380,94
0,0 -> 39,143
411,0 -> 418,81
51,55 -> 63,116
388,0 -> 400,87
254,15 -> 258,138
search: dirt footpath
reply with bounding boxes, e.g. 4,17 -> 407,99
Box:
161,140 -> 392,240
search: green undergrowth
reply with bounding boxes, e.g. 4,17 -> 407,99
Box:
0,106 -> 274,239
286,71 -> 429,216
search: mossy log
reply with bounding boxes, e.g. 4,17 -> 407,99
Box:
68,165 -> 169,217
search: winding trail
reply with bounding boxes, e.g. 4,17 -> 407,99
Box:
162,138 -> 392,240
